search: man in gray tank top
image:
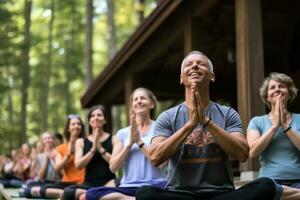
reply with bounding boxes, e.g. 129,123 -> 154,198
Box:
136,51 -> 282,200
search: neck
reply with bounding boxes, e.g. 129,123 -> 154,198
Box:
136,114 -> 152,128
44,146 -> 52,152
92,128 -> 104,136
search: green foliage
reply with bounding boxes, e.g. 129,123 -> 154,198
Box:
0,0 -> 157,152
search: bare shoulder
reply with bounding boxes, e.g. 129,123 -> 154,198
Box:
76,138 -> 84,147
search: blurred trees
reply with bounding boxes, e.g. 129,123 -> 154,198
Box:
0,0 -> 157,153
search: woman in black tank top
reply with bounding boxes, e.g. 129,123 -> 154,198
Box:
63,106 -> 116,200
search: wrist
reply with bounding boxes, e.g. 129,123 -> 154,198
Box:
202,118 -> 211,128
271,125 -> 279,131
283,126 -> 292,133
90,148 -> 97,154
186,121 -> 197,130
138,142 -> 145,148
100,149 -> 107,155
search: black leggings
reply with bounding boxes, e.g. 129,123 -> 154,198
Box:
136,177 -> 276,200
39,181 -> 74,198
63,184 -> 90,200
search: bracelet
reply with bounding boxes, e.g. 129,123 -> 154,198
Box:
138,142 -> 145,148
284,126 -> 292,133
203,118 -> 211,128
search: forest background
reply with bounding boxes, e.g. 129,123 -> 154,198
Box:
0,0 -> 158,153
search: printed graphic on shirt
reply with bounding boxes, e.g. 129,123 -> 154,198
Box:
185,127 -> 215,147
181,127 -> 223,164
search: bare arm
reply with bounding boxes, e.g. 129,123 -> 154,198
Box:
74,139 -> 95,169
150,122 -> 196,166
96,137 -> 112,163
38,156 -> 49,181
53,143 -> 74,172
150,85 -> 199,166
109,136 -> 132,173
285,129 -> 300,151
206,120 -> 249,161
247,127 -> 277,158
193,86 -> 249,161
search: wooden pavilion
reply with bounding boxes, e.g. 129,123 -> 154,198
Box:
81,0 -> 300,180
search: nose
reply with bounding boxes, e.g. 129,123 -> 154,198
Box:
191,62 -> 199,69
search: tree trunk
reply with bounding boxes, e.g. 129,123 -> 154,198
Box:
65,0 -> 76,115
85,0 -> 93,88
6,66 -> 14,149
106,0 -> 120,132
106,0 -> 116,59
20,0 -> 32,145
41,0 -> 55,131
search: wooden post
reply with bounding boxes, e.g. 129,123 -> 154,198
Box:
183,3 -> 199,54
235,0 -> 265,181
125,76 -> 133,124
104,104 -> 112,134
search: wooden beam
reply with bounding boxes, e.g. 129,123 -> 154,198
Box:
125,76 -> 134,122
235,0 -> 265,173
81,0 -> 182,108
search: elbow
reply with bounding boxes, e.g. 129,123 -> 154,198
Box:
238,152 -> 249,162
149,150 -> 164,167
237,146 -> 250,162
109,162 -> 118,173
248,149 -> 258,159
75,162 -> 83,170
53,165 -> 61,173
248,144 -> 259,159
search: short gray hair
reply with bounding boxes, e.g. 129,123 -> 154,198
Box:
260,72 -> 298,108
181,51 -> 214,73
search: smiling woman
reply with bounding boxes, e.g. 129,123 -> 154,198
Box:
83,88 -> 166,200
34,115 -> 86,199
61,106 -> 117,200
247,72 -> 300,194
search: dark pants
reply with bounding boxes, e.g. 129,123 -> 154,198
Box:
136,177 -> 276,200
63,184 -> 90,200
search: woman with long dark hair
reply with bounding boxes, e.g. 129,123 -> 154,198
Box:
63,106 -> 116,200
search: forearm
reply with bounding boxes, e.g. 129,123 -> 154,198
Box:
249,126 -> 277,158
150,122 -> 194,166
38,160 -> 49,180
98,147 -> 111,163
75,151 -> 94,169
207,121 -> 249,161
286,129 -> 300,151
54,156 -> 70,172
109,145 -> 131,173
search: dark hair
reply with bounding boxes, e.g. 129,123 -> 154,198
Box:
63,116 -> 85,141
130,87 -> 157,118
54,133 -> 64,144
87,105 -> 107,134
